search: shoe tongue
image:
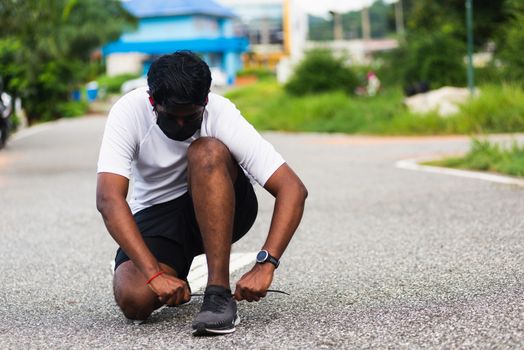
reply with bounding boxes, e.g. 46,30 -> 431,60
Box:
205,285 -> 231,296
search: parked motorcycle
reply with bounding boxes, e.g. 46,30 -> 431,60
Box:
0,79 -> 13,149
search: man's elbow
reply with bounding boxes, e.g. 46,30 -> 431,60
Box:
96,193 -> 119,215
296,181 -> 308,202
301,184 -> 308,201
96,195 -> 108,214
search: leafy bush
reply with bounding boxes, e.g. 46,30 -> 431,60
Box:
284,49 -> 359,96
475,64 -> 505,85
9,113 -> 20,132
0,38 -> 27,95
57,100 -> 89,119
97,73 -> 141,94
497,2 -> 524,85
387,31 -> 466,92
24,68 -> 87,121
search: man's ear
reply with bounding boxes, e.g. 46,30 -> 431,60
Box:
146,90 -> 155,107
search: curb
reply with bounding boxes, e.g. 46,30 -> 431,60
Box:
395,156 -> 524,187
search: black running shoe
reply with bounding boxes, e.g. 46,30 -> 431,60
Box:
192,285 -> 239,336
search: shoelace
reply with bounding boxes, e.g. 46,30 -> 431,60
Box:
190,289 -> 290,297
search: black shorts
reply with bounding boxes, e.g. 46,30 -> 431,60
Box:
114,167 -> 258,279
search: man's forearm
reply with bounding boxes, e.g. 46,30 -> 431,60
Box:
99,198 -> 161,278
262,183 -> 307,259
233,182 -> 306,301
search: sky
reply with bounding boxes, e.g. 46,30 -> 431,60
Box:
217,0 -> 399,17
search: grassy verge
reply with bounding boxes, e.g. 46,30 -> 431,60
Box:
57,100 -> 89,118
224,80 -> 524,135
426,139 -> 524,178
97,73 -> 141,94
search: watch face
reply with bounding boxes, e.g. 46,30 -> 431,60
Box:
256,250 -> 268,263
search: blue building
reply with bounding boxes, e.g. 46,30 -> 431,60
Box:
103,0 -> 248,85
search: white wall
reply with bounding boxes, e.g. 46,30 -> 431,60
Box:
106,53 -> 147,76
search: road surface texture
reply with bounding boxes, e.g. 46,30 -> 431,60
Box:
0,116 -> 522,349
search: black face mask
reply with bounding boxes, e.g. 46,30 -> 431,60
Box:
156,109 -> 204,141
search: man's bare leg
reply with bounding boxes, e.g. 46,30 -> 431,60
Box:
187,137 -> 238,289
113,261 -> 178,320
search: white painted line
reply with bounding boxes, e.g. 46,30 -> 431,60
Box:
187,252 -> 257,292
396,157 -> 524,187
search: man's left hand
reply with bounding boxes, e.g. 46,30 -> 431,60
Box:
233,263 -> 275,302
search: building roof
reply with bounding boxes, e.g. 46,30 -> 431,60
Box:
122,0 -> 236,18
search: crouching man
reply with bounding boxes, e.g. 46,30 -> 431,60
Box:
96,51 -> 307,335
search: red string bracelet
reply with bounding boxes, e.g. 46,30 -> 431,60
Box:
145,271 -> 165,285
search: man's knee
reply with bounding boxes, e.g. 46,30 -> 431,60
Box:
114,287 -> 157,321
187,137 -> 231,170
113,263 -> 157,320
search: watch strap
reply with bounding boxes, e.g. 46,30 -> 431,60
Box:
266,254 -> 280,269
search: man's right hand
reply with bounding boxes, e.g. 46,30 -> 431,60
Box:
147,273 -> 191,306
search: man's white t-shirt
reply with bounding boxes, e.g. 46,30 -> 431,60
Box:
97,87 -> 285,214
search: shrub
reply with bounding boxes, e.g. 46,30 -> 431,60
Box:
284,49 -> 359,96
97,73 -> 141,94
497,2 -> 524,85
57,100 -> 89,119
475,63 -> 506,85
387,31 -> 466,92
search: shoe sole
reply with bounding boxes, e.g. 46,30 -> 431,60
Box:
192,314 -> 240,336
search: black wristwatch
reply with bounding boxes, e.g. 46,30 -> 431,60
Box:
256,250 -> 279,269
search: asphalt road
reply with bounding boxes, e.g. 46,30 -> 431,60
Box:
0,116 -> 522,349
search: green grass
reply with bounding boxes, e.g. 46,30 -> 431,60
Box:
455,84 -> 524,133
224,79 -> 524,135
97,73 -> 141,94
57,100 -> 89,118
426,139 -> 524,178
236,67 -> 275,79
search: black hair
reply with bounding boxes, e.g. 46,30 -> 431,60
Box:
147,51 -> 211,108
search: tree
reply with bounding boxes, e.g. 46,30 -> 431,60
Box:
308,0 -> 396,41
404,0 -> 509,49
345,0 -> 393,39
380,0 -> 518,91
0,0 -> 136,122
496,0 -> 524,83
